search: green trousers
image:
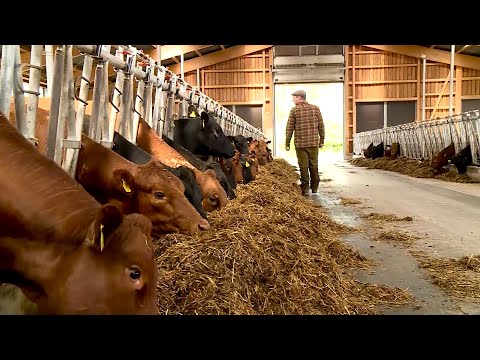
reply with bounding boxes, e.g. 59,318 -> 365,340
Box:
295,146 -> 320,193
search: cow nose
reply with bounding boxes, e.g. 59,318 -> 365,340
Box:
199,219 -> 210,231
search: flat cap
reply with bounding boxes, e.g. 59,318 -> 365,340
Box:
291,89 -> 306,97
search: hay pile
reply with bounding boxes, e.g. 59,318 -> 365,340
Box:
154,159 -> 413,315
377,230 -> 419,246
349,157 -> 478,183
341,197 -> 362,206
361,212 -> 413,222
411,251 -> 480,302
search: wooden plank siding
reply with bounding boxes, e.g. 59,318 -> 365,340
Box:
182,48 -> 273,138
345,45 -> 480,155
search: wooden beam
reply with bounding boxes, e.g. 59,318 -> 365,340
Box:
168,45 -> 273,74
430,71 -> 451,120
364,45 -> 480,71
417,58 -> 421,121
146,45 -> 211,62
455,66 -> 462,113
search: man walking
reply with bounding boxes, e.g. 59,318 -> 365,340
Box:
285,89 -> 325,196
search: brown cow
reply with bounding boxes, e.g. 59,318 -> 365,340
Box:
248,139 -> 270,165
0,112 -> 157,315
76,134 -> 210,236
431,143 -> 455,172
136,118 -> 227,212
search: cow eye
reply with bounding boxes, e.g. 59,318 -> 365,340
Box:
128,267 -> 141,281
155,191 -> 164,199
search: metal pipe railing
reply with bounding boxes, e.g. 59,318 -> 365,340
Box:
353,111 -> 480,166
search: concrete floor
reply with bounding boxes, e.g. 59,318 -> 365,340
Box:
303,152 -> 480,315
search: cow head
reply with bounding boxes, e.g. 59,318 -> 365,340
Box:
31,204 -> 158,315
130,160 -> 210,236
170,165 -> 208,220
249,139 -> 269,165
198,168 -> 228,212
204,155 -> 236,200
198,112 -> 236,158
431,143 -> 456,172
228,135 -> 250,155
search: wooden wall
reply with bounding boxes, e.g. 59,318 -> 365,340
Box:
345,45 -> 480,154
182,48 -> 274,140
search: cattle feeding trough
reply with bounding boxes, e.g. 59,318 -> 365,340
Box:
352,110 -> 480,180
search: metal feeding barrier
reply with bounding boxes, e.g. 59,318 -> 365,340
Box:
353,111 -> 480,166
0,44 -> 266,178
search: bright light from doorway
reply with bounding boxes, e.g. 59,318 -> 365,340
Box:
274,82 -> 344,167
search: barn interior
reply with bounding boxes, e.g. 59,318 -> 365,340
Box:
1,44 -> 480,317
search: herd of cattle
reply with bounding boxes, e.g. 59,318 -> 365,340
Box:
0,104 -> 273,315
362,140 -> 473,174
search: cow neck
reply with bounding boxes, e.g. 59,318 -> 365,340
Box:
0,117 -> 100,298
137,120 -> 197,172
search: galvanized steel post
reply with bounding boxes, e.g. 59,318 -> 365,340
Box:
23,45 -> 43,146
0,45 -> 16,117
46,46 -> 65,161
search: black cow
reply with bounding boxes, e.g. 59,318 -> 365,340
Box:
162,135 -> 236,200
371,142 -> 384,160
363,142 -> 374,159
112,131 -> 207,220
450,144 -> 473,175
173,111 -> 235,159
228,135 -> 251,155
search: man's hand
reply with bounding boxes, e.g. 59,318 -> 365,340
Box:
285,145 -> 290,151
319,142 -> 324,149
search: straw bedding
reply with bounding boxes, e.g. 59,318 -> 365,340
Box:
349,157 -> 478,183
154,159 -> 413,314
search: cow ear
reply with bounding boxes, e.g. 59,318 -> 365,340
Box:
246,137 -> 253,142
86,204 -> 124,252
112,169 -> 135,196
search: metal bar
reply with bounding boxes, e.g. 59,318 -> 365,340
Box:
54,45 -> 74,165
164,94 -> 174,139
0,45 -> 16,116
89,55 -> 106,141
23,45 -> 43,146
46,47 -> 65,161
100,46 -> 113,148
65,54 -> 93,177
110,47 -> 125,133
62,45 -> 82,177
13,45 -> 27,134
132,80 -> 144,144
97,45 -> 111,144
450,45 -> 455,117
45,45 -> 54,96
152,68 -> 165,134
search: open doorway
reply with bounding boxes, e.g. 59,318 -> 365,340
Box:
273,82 -> 345,167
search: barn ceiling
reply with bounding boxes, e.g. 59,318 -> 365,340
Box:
3,45 -> 480,89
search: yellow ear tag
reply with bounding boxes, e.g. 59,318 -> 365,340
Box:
189,111 -> 197,118
122,179 -> 132,193
100,224 -> 105,252
245,161 -> 250,167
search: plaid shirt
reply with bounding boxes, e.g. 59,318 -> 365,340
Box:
285,101 -> 325,149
